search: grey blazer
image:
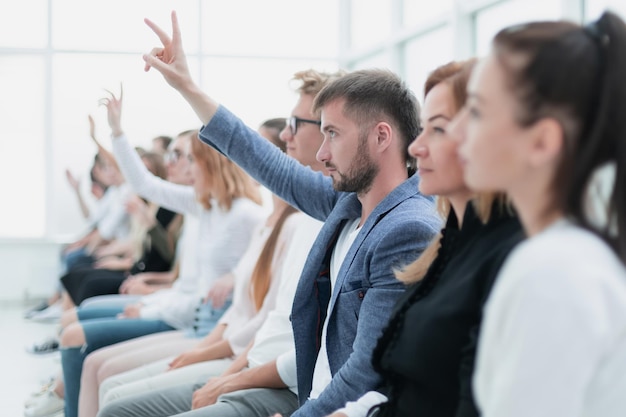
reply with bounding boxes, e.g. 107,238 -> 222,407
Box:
200,106 -> 441,416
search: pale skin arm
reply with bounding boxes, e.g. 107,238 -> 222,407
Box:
93,239 -> 134,259
88,114 -> 119,171
143,11 -> 219,125
220,339 -> 254,376
84,229 -> 110,254
191,359 -> 287,409
119,270 -> 177,295
168,323 -> 233,370
65,169 -> 90,219
203,273 -> 234,309
93,255 -> 134,270
119,303 -> 143,318
64,229 -> 97,253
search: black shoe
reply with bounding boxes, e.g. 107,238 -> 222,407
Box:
26,338 -> 60,355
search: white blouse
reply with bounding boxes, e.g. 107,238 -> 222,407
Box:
112,134 -> 266,329
219,213 -> 300,355
475,219 -> 626,417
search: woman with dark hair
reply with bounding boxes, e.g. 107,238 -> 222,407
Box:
457,11 -> 626,417
329,60 -> 523,417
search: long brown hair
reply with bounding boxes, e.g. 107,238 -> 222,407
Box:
189,131 -> 262,210
491,12 -> 626,263
249,204 -> 298,310
396,59 -> 505,284
247,119 -> 298,310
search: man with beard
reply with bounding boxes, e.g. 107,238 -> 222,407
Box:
102,11 -> 440,417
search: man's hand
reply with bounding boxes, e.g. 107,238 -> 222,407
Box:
143,11 -> 193,91
168,348 -> 206,371
191,373 -> 240,410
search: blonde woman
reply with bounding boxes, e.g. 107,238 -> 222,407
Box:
55,90 -> 266,417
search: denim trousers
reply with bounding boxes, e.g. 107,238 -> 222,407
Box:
62,246 -> 94,272
62,298 -> 230,417
61,316 -> 176,417
183,298 -> 232,338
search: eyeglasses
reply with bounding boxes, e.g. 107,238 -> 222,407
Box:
164,149 -> 184,164
287,116 -> 321,135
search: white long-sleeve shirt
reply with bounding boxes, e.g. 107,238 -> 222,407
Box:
112,134 -> 266,329
95,183 -> 133,241
475,219 -> 626,417
259,216 -> 322,393
219,213 -> 300,355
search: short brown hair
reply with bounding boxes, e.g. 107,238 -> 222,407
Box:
259,118 -> 287,153
291,69 -> 346,98
312,68 -> 420,171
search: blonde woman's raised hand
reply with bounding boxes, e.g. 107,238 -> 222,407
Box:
98,85 -> 124,137
143,11 -> 192,91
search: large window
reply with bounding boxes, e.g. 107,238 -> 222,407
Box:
1,0 -> 339,239
404,28 -> 454,98
2,0 -> 603,239
474,0 -> 563,57
0,56 -> 46,237
586,0 -> 626,20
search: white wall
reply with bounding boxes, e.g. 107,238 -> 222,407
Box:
0,239 -> 65,302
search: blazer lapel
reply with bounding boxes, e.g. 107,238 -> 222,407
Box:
326,176 -> 420,315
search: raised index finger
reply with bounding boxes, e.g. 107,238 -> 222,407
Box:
144,15 -> 172,46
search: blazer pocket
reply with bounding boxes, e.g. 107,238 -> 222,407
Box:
339,286 -> 366,321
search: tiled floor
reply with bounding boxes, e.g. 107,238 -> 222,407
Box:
1,302 -> 61,416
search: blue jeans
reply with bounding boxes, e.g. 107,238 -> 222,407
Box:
61,316 -> 175,417
184,298 -> 232,338
62,247 -> 94,272
79,294 -> 141,309
62,299 -> 230,417
76,305 -> 124,320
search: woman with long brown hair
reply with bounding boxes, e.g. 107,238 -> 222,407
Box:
461,11 -> 626,416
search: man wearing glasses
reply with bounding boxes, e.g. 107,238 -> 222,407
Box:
100,11 -> 440,417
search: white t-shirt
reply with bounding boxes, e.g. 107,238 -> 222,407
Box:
474,219 -> 626,417
96,183 -> 133,241
309,217 -> 362,400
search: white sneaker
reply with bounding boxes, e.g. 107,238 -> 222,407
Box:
24,379 -> 54,408
28,303 -> 63,323
24,389 -> 64,417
